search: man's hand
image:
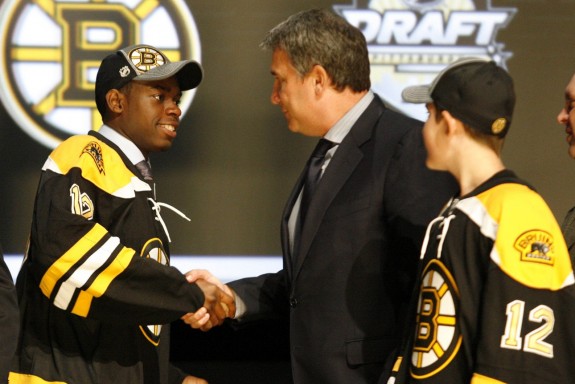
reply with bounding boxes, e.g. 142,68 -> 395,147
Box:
180,307 -> 210,329
185,269 -> 233,297
182,375 -> 208,384
181,270 -> 236,331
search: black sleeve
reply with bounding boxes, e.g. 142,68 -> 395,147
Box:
228,269 -> 290,322
0,247 -> 18,382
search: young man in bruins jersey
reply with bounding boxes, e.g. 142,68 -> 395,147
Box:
386,57 -> 575,383
9,44 -> 235,384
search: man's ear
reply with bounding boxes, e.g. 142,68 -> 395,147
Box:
309,65 -> 329,96
441,110 -> 462,136
106,89 -> 125,114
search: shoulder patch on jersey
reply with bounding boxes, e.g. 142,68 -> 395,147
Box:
81,141 -> 105,175
514,230 -> 554,266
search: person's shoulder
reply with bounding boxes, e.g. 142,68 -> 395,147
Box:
479,182 -> 541,209
49,133 -> 126,175
378,103 -> 423,127
374,105 -> 424,146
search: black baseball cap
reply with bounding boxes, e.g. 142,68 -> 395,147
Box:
95,44 -> 203,116
402,57 -> 515,137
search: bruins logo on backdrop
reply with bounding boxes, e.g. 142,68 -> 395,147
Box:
411,259 -> 462,379
139,238 -> 169,346
334,0 -> 516,121
0,0 -> 201,149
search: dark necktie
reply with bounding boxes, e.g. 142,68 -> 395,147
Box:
135,160 -> 154,182
299,138 -> 334,225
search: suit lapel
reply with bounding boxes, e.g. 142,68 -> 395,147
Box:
291,97 -> 386,279
281,168 -> 306,278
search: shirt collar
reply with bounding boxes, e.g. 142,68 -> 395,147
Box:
96,125 -> 146,166
324,90 -> 374,144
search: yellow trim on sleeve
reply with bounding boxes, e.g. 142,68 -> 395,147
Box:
71,245 -> 135,317
39,224 -> 108,298
391,356 -> 403,373
86,246 -> 135,297
471,372 -> 506,383
8,372 -> 68,384
71,290 -> 94,317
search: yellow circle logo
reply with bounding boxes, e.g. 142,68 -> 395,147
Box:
491,117 -> 508,135
0,0 -> 201,149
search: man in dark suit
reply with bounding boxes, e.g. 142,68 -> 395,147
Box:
184,8 -> 457,383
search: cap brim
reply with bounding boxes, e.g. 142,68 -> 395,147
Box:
402,85 -> 433,104
134,60 -> 203,90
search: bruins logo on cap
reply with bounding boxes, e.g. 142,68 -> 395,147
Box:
491,117 -> 508,134
129,46 -> 167,74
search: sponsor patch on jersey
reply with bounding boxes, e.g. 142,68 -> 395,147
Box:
81,141 -> 105,174
514,230 -> 555,266
411,259 -> 462,379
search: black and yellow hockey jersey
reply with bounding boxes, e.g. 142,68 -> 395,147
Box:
388,170 -> 575,383
10,131 -> 205,384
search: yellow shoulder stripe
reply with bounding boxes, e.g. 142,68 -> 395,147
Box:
47,135 -> 150,196
8,372 -> 67,384
471,372 -> 506,383
476,183 -> 574,290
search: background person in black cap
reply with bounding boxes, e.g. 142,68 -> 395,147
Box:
9,44 -> 234,384
386,57 -> 575,383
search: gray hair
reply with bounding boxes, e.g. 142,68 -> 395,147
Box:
260,8 -> 370,92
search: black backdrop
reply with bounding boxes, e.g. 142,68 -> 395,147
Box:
4,0 -> 575,257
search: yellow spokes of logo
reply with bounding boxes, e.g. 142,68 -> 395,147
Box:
411,259 -> 462,379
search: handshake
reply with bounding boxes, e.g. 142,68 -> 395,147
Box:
181,269 -> 236,331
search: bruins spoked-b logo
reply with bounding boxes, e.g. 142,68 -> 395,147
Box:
411,259 -> 462,379
128,46 -> 167,74
139,238 -> 169,346
334,0 -> 516,122
0,0 -> 201,149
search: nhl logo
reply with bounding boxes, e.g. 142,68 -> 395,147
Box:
334,0 -> 516,122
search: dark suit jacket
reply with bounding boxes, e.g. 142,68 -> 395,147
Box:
229,96 -> 457,383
